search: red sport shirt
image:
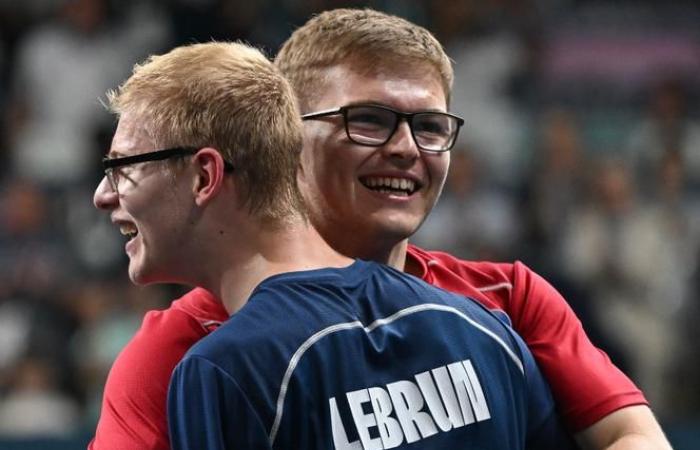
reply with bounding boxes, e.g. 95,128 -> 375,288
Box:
88,245 -> 647,449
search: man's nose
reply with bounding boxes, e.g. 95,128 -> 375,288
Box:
380,120 -> 420,162
93,176 -> 118,210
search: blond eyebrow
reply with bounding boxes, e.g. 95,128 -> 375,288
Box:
105,150 -> 128,159
344,100 -> 447,113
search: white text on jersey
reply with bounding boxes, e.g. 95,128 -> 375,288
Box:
329,359 -> 491,449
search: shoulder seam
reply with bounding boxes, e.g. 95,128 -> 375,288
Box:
477,282 -> 513,292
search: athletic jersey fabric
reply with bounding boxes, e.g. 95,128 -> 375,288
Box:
406,245 -> 647,430
168,260 -> 575,450
88,288 -> 229,450
89,244 -> 646,449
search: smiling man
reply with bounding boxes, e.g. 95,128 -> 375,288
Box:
297,72 -> 453,266
89,8 -> 671,450
275,10 -> 670,450
93,41 -> 575,450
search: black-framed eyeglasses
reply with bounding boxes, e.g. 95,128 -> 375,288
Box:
102,146 -> 234,193
301,104 -> 465,152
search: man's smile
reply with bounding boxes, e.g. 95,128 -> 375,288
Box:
359,175 -> 420,196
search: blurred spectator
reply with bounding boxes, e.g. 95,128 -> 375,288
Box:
626,78 -> 700,195
520,107 -> 588,272
168,0 -> 318,53
0,178 -> 76,297
558,156 -> 696,420
0,295 -> 31,388
69,279 -> 170,422
430,0 -> 538,187
413,146 -> 519,261
0,178 -> 83,427
0,356 -> 81,437
5,0 -> 169,189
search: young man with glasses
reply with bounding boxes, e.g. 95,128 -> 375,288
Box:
277,9 -> 668,450
90,8 -> 671,450
93,41 -> 574,450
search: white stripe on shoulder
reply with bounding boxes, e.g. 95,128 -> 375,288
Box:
268,320 -> 364,445
477,282 -> 513,292
268,303 -> 523,445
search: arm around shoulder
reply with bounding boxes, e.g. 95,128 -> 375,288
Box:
575,405 -> 673,450
91,307 -> 212,450
508,262 -> 649,430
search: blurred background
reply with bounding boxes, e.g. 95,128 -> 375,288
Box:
0,0 -> 698,448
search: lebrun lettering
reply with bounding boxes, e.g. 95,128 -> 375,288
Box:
329,359 -> 491,449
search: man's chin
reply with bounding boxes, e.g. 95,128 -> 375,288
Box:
127,269 -> 149,286
371,213 -> 423,241
127,261 -> 156,286
129,261 -> 192,287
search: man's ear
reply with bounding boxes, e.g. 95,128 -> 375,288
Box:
192,147 -> 229,207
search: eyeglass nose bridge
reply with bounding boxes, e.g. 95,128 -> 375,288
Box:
382,113 -> 420,150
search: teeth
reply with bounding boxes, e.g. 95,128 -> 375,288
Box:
119,223 -> 138,238
362,176 -> 416,194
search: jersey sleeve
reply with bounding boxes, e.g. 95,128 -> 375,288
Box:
88,309 -> 209,450
507,262 -> 647,430
506,330 -> 577,450
410,246 -> 648,431
168,355 -> 270,450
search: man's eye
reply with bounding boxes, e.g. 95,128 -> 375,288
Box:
414,120 -> 447,135
349,113 -> 386,126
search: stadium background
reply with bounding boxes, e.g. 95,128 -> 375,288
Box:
0,0 -> 698,448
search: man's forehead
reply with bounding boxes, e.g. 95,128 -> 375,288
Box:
108,113 -> 155,157
341,57 -> 442,82
311,62 -> 448,109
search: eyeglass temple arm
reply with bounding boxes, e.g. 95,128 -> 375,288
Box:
301,108 -> 343,120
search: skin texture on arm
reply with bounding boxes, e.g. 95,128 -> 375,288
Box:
575,405 -> 673,450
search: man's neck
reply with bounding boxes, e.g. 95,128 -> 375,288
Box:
375,240 -> 423,277
213,221 -> 353,314
331,238 -> 410,272
384,239 -> 409,271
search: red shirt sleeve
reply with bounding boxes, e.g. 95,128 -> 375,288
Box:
506,261 -> 647,430
89,289 -> 227,450
407,245 -> 648,431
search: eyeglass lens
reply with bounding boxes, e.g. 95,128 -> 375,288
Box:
344,106 -> 458,151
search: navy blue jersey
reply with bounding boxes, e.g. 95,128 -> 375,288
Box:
168,260 -> 575,450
